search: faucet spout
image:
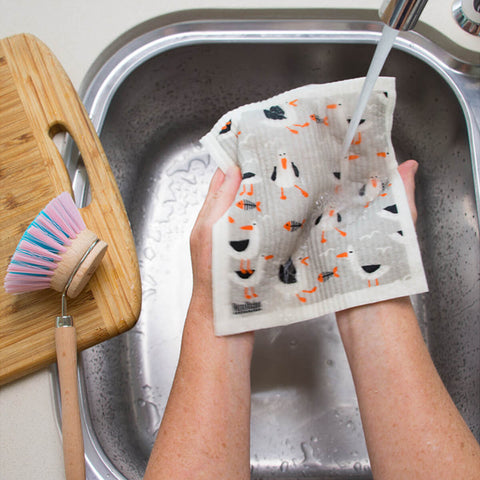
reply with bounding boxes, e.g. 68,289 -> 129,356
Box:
379,0 -> 429,31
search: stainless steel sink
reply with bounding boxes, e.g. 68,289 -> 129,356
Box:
60,13 -> 480,480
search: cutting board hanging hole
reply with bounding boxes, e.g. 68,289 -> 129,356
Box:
49,123 -> 92,208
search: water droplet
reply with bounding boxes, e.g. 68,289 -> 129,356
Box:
301,442 -> 314,463
354,462 -> 362,472
300,442 -> 321,466
136,398 -> 161,434
280,461 -> 288,472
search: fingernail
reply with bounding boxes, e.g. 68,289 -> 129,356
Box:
411,160 -> 418,175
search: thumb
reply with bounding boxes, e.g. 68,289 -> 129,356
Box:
398,160 -> 418,225
197,166 -> 242,228
190,166 -> 242,288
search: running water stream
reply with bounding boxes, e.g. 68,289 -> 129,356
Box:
341,24 -> 399,156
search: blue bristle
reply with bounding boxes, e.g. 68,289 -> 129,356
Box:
7,270 -> 50,278
10,258 -> 52,271
21,230 -> 62,255
35,214 -> 68,243
38,211 -> 70,241
15,247 -> 56,264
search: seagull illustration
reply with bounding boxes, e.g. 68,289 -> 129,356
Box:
228,222 -> 259,258
276,256 -> 339,303
238,170 -> 261,197
270,152 -> 309,200
231,253 -> 273,300
228,222 -> 273,300
377,203 -> 400,220
337,246 -> 390,287
314,209 -> 347,243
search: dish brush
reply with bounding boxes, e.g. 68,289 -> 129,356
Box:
4,191 -> 108,480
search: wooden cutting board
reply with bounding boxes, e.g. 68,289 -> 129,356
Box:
0,34 -> 141,385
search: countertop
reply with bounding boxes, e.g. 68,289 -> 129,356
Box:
0,1 -> 478,479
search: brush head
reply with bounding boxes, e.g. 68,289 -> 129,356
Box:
4,192 -> 108,298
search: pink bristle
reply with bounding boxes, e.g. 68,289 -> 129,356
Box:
44,203 -> 76,238
57,192 -> 86,233
11,252 -> 59,270
28,226 -> 68,253
17,240 -> 63,262
44,193 -> 85,238
4,279 -> 52,293
36,214 -> 71,245
7,263 -> 55,275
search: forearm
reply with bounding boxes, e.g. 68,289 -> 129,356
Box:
144,293 -> 254,480
336,297 -> 480,479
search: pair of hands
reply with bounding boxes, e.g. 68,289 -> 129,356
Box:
173,160 -> 480,480
190,159 -> 419,320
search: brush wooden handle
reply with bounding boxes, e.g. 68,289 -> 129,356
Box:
55,326 -> 86,480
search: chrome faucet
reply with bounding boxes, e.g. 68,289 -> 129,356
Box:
453,0 -> 480,36
379,0 -> 429,31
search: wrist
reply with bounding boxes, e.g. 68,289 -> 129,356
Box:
335,297 -> 417,355
337,296 -> 412,327
183,294 -> 255,366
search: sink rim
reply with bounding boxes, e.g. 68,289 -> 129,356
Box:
77,17 -> 480,218
57,15 -> 480,480
81,18 -> 480,133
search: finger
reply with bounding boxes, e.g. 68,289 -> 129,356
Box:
210,166 -> 243,220
197,166 -> 242,228
398,159 -> 418,225
190,166 -> 241,289
209,167 -> 226,191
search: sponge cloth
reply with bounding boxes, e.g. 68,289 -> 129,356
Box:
201,77 -> 428,335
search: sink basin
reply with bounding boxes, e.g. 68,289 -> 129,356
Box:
60,13 -> 479,480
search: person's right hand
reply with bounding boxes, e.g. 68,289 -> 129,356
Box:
189,166 -> 242,314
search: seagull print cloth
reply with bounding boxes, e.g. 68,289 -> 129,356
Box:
201,77 -> 428,335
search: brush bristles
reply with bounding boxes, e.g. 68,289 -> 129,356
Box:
4,192 -> 88,294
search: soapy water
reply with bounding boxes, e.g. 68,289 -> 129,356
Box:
342,24 -> 399,156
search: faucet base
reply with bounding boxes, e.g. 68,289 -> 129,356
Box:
453,0 -> 480,36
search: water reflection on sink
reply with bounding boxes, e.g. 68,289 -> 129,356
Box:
66,16 -> 479,480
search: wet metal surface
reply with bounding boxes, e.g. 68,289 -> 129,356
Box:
62,18 -> 479,480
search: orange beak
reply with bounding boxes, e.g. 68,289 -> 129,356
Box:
281,157 -> 288,170
336,251 -> 349,258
